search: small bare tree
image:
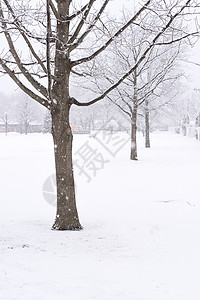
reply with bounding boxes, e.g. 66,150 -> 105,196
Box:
0,93 -> 15,135
85,12 -> 188,159
15,95 -> 41,134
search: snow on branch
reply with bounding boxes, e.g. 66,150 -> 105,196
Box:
0,57 -> 49,109
0,1 -> 48,99
71,0 -> 197,107
68,0 -> 96,45
69,0 -> 110,52
2,0 -> 47,74
71,0 -> 151,67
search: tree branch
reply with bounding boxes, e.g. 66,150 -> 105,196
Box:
155,32 -> 198,45
69,0 -> 110,52
47,0 -> 53,102
49,0 -> 59,19
0,2 -> 48,98
2,0 -> 47,74
71,0 -> 194,106
0,58 -> 49,109
107,94 -> 132,118
71,0 -> 151,67
68,0 -> 96,45
67,3 -> 89,21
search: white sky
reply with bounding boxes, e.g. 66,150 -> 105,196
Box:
0,0 -> 200,96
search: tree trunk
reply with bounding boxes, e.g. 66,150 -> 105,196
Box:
25,121 -> 28,135
51,105 -> 82,230
130,105 -> 138,160
130,69 -> 138,161
5,114 -> 8,136
50,0 -> 82,230
145,99 -> 150,148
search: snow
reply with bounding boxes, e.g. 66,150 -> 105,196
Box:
0,131 -> 200,299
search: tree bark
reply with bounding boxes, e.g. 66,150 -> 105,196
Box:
130,70 -> 138,161
145,99 -> 150,148
130,105 -> 138,160
50,0 -> 82,230
51,104 -> 82,230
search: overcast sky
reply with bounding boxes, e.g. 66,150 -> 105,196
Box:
0,0 -> 200,96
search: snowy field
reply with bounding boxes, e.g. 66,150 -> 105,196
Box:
0,131 -> 200,300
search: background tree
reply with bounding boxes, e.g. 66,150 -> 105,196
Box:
84,12 -> 186,160
15,94 -> 43,134
0,94 -> 13,135
0,93 -> 14,135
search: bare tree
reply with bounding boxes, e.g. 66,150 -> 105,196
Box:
15,95 -> 41,134
0,0 -> 199,229
87,14 -> 186,159
1,111 -> 8,135
141,51 -> 183,148
0,92 -> 15,135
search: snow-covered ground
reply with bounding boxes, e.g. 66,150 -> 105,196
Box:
0,131 -> 200,300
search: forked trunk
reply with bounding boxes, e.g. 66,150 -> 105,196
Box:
145,99 -> 150,148
51,105 -> 82,230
